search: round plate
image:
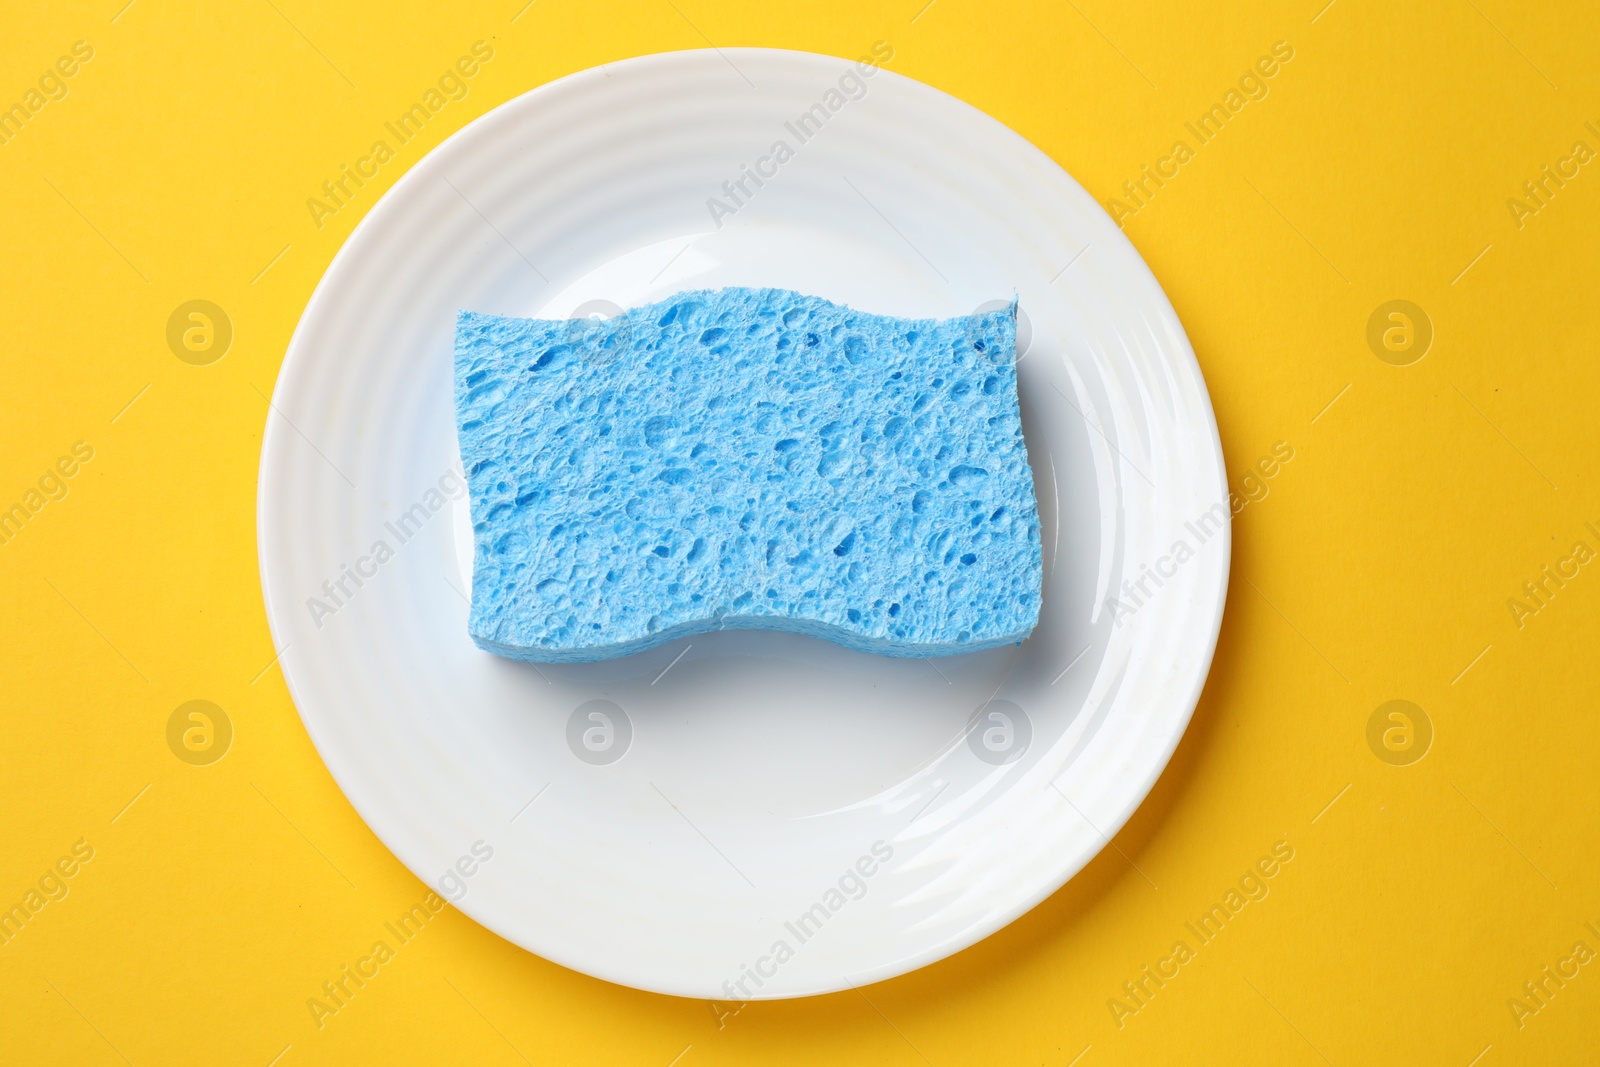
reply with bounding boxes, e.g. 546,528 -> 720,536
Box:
258,47 -> 1228,999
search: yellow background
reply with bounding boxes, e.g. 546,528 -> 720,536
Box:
4,0 -> 1598,1063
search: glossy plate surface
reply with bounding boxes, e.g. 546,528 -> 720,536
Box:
258,47 -> 1229,999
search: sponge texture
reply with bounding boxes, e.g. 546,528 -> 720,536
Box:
453,288 -> 1041,662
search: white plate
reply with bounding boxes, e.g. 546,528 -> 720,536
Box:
258,48 -> 1228,999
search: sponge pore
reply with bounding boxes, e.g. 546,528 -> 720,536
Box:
453,287 -> 1041,663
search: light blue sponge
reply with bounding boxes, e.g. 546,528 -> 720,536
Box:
453,288 -> 1041,663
